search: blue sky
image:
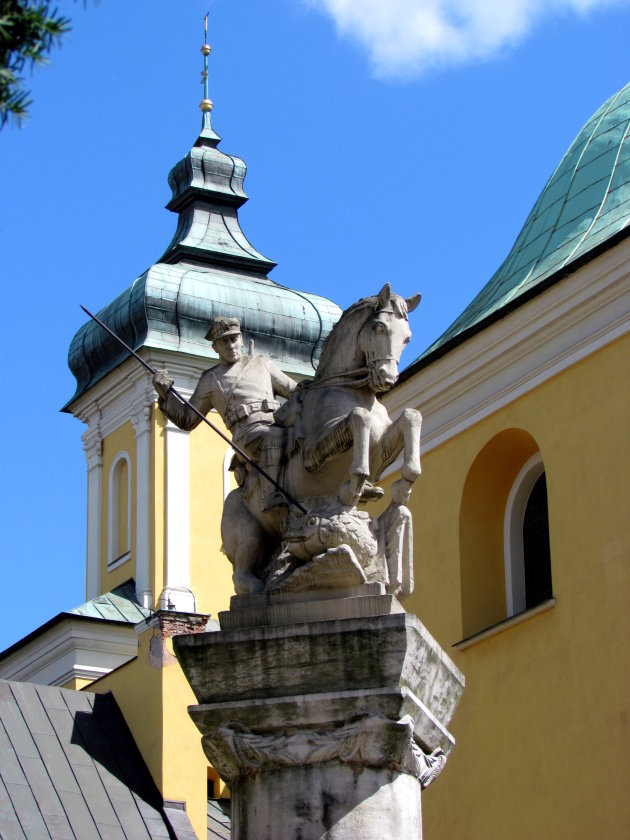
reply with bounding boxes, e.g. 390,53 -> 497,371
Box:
1,0 -> 628,651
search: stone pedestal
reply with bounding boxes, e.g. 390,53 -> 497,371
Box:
174,594 -> 464,840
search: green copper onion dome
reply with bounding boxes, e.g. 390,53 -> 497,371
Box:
66,111 -> 341,406
419,81 -> 630,361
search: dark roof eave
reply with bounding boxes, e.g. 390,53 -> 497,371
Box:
398,226 -> 630,387
158,245 -> 277,273
60,350 -> 138,414
166,185 -> 247,212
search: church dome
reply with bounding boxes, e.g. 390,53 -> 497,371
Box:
66,109 -> 341,405
421,81 -> 630,360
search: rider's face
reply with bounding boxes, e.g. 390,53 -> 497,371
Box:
214,333 -> 243,364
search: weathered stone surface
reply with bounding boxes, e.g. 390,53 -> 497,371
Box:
231,764 -> 422,840
219,589 -> 403,630
229,582 -> 385,610
175,613 -> 464,731
189,686 -> 454,756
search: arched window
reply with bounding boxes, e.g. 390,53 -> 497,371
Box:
459,429 -> 553,640
504,453 -> 552,617
523,472 -> 553,609
108,451 -> 131,569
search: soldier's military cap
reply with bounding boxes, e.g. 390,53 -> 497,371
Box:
206,316 -> 241,342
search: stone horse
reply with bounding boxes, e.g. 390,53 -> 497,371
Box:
222,284 -> 422,595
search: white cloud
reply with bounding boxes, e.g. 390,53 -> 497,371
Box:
300,0 -> 627,78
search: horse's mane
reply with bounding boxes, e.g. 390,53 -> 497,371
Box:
315,292 -> 409,380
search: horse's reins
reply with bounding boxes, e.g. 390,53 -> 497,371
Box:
308,366 -> 370,389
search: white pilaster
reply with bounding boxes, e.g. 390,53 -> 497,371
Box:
132,405 -> 153,609
160,419 -> 196,612
82,418 -> 103,600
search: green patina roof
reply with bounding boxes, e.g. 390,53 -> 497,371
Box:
418,81 -> 630,362
68,580 -> 152,624
65,113 -> 341,406
0,580 -> 152,662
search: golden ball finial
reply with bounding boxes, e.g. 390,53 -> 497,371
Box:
200,98 -> 214,112
201,43 -> 211,56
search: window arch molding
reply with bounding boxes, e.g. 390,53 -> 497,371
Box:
108,450 -> 131,569
459,428 -> 541,638
504,452 -> 547,617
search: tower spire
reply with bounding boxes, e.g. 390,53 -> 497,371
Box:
197,11 -> 221,146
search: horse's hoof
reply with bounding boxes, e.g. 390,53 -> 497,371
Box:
233,573 -> 265,595
359,482 -> 385,503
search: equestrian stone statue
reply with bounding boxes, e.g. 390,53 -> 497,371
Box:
154,284 -> 422,598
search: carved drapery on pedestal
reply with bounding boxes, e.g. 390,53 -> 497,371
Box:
202,713 -> 446,789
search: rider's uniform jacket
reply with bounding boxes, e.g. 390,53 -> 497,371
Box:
158,355 -> 296,457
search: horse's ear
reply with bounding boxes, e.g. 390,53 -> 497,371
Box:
375,283 -> 391,309
406,293 -> 421,313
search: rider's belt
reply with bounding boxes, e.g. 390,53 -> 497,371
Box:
225,399 -> 280,429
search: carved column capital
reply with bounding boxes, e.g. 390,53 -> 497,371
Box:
201,713 -> 446,789
82,424 -> 103,470
131,403 -> 152,437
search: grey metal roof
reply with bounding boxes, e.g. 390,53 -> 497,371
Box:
207,799 -> 230,839
0,680 -> 196,839
65,117 -> 341,408
416,80 -> 630,364
68,580 -> 152,624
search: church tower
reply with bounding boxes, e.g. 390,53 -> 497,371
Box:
62,32 -> 341,617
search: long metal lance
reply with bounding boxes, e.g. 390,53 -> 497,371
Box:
80,305 -> 307,514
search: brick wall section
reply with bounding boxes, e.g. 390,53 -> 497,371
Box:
153,610 -> 210,639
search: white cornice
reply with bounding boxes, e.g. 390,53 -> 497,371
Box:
71,356 -> 157,435
385,239 -> 630,455
0,618 -> 139,687
69,348 -> 221,434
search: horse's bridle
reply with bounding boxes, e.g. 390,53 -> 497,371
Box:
309,307 -> 405,389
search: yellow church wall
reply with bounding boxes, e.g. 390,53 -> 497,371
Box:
398,333 -> 630,839
99,421 -> 137,591
61,676 -> 92,691
159,632 -> 210,838
88,621 -> 209,840
188,411 -> 236,618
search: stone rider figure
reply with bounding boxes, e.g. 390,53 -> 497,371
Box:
152,316 -> 297,507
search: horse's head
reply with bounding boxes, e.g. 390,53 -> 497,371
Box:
358,283 -> 421,393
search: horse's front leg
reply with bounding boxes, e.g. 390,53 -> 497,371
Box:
339,407 -> 372,505
303,407 -> 372,504
379,408 -> 423,500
